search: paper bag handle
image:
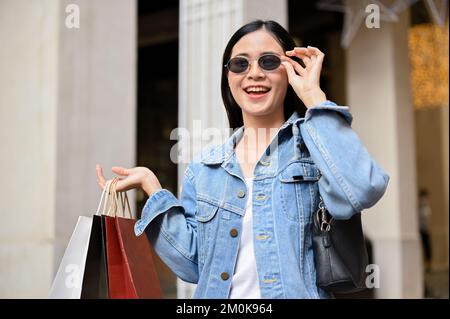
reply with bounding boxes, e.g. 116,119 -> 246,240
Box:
109,178 -> 132,219
95,177 -> 132,218
95,179 -> 113,216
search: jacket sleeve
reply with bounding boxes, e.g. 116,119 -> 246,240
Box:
299,100 -> 390,219
134,163 -> 199,283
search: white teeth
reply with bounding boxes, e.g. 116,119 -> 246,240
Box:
245,87 -> 270,93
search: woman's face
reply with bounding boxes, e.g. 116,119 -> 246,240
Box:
227,29 -> 288,117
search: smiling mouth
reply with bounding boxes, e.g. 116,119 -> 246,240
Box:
244,86 -> 271,97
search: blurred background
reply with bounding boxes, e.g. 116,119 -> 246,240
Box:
0,0 -> 448,299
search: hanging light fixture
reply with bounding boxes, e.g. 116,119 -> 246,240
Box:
408,23 -> 449,109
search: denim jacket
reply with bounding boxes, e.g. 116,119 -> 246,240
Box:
134,101 -> 389,299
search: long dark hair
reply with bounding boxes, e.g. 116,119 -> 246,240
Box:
221,20 -> 306,129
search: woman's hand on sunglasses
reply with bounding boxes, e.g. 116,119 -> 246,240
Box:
281,46 -> 327,108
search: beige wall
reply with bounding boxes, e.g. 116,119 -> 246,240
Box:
0,0 -> 59,298
54,0 -> 136,280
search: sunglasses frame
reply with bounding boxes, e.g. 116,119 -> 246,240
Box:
224,53 -> 282,74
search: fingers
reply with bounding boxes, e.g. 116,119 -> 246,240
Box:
96,165 -> 132,190
286,48 -> 311,63
289,53 -> 311,69
115,179 -> 129,192
286,46 -> 324,70
281,56 -> 306,76
299,56 -> 312,69
286,47 -> 307,55
287,46 -> 324,57
96,164 -> 106,189
112,166 -> 130,176
305,46 -> 324,71
305,46 -> 324,57
281,61 -> 298,82
310,54 -> 317,66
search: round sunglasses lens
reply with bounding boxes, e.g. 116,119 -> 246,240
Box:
259,55 -> 281,70
228,58 -> 248,73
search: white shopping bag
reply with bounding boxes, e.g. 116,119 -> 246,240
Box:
48,216 -> 93,299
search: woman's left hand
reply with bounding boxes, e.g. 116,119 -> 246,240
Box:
281,46 -> 327,108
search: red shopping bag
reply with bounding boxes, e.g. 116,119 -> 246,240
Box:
105,215 -> 134,298
114,217 -> 162,298
105,178 -> 163,299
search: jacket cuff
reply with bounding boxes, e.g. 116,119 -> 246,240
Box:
134,189 -> 181,236
304,100 -> 353,125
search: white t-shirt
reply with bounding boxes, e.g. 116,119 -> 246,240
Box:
229,177 -> 261,299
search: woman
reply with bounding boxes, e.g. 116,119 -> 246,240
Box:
96,20 -> 389,299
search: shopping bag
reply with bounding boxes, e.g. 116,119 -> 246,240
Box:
80,181 -> 114,299
80,215 -> 109,299
48,216 -> 93,299
105,178 -> 163,299
105,214 -> 135,298
115,216 -> 163,298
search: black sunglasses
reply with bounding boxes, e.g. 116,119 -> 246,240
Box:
224,54 -> 281,74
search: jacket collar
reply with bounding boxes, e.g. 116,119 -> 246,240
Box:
201,111 -> 301,165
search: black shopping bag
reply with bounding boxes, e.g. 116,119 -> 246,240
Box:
80,215 -> 109,298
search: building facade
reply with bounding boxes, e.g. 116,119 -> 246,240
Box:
0,0 -> 448,298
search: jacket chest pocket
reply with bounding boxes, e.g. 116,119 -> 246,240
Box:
277,160 -> 320,222
195,198 -> 220,265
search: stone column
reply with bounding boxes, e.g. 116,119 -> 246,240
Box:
55,0 -> 136,283
345,7 -> 423,298
0,0 -> 59,298
0,0 -> 136,297
177,0 -> 287,298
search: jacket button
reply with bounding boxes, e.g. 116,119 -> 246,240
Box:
230,228 -> 238,237
221,272 -> 230,281
237,190 -> 245,198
